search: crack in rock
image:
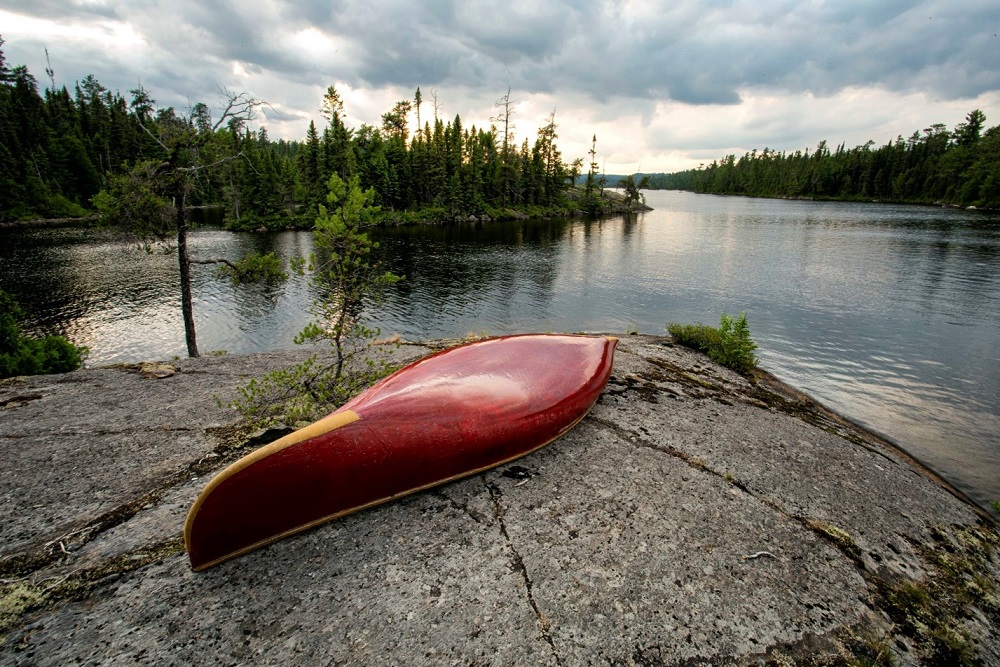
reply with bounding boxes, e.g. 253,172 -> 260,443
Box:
0,422 -> 257,580
484,478 -> 563,667
0,535 -> 185,640
1,426 -> 201,439
591,414 -> 793,518
429,490 -> 485,524
612,349 -> 901,469
0,481 -> 180,580
0,393 -> 44,408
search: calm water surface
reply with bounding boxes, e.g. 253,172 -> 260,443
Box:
1,191 -> 998,509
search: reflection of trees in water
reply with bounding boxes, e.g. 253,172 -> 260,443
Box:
883,219 -> 1000,321
229,281 -> 286,321
188,207 -> 226,227
620,213 -> 639,242
368,215 -> 651,336
373,218 -> 577,326
0,229 -> 90,335
218,229 -> 320,324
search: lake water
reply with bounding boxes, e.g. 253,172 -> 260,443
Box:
2,191 -> 998,510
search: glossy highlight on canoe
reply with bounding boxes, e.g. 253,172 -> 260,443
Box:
185,334 -> 618,571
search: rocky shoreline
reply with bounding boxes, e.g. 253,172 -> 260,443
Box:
1,335 -> 997,665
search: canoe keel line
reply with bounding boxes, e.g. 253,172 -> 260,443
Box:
185,334 -> 619,570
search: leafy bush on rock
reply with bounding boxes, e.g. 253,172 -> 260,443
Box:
667,312 -> 758,374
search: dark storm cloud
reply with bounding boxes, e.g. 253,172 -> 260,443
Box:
1,0 -> 119,21
560,0 -> 1000,104
766,0 -> 1000,99
304,0 -> 587,89
297,0 -> 997,104
2,0 -> 997,113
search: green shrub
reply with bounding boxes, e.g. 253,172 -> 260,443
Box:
214,252 -> 288,286
714,312 -> 758,373
0,290 -> 87,378
45,194 -> 90,219
667,312 -> 758,374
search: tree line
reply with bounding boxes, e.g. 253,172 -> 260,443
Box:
643,109 -> 999,208
0,37 -> 616,225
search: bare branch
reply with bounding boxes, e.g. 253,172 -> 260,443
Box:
431,89 -> 442,122
175,151 -> 249,174
491,86 -> 520,153
211,88 -> 267,132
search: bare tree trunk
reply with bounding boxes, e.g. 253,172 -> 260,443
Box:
493,88 -> 518,207
175,189 -> 200,357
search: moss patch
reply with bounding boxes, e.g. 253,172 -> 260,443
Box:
756,624 -> 896,666
873,523 -> 999,666
0,536 -> 184,641
0,583 -> 46,642
805,518 -> 863,564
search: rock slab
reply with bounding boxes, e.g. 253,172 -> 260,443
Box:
0,336 -> 997,666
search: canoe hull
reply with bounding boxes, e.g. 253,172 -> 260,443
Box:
185,334 -> 618,571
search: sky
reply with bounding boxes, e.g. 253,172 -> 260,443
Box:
2,0 -> 999,174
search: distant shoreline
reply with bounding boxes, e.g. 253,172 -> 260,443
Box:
646,188 -> 996,212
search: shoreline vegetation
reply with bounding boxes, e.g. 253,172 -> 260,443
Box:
0,186 -> 651,230
628,109 -> 1000,211
0,288 -> 86,379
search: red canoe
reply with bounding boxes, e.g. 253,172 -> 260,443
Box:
185,334 -> 618,570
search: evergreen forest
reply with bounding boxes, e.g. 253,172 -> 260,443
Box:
0,37 -> 609,227
644,109 -> 1000,208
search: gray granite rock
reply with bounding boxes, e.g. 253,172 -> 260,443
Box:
0,336 -> 996,666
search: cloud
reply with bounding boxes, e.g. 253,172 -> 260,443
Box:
261,105 -> 305,123
1,0 -> 998,172
1,0 -> 119,21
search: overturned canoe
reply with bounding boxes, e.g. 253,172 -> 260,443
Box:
185,334 -> 618,570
